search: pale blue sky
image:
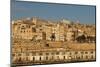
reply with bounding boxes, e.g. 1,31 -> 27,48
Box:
11,0 -> 96,24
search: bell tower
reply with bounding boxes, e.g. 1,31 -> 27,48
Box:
31,17 -> 37,25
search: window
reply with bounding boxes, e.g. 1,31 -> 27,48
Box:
40,29 -> 42,31
51,33 -> 56,41
51,52 -> 54,55
62,52 -> 65,55
75,52 -> 78,54
22,26 -> 24,27
20,31 -> 22,33
56,52 -> 59,55
26,57 -> 29,61
32,52 -> 36,56
40,57 -> 41,61
81,52 -> 84,54
76,56 -> 81,59
12,54 -> 15,56
91,51 -> 93,54
33,57 -> 35,61
63,56 -> 66,59
81,55 -> 83,59
39,25 -> 42,27
46,53 -> 49,55
85,52 -> 88,54
18,57 -> 22,61
51,56 -> 54,60
18,26 -> 20,29
26,25 -> 30,28
32,27 -> 36,32
57,56 -> 59,60
86,55 -> 88,59
46,56 -> 48,60
45,44 -> 49,47
18,53 -> 21,56
21,26 -> 25,29
39,53 -> 43,55
91,55 -> 94,59
69,52 -> 72,55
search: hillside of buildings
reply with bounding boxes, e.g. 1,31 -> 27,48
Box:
12,17 -> 95,42
11,17 -> 96,66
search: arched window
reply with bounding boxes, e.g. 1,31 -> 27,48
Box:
91,55 -> 94,59
51,56 -> 54,60
40,57 -> 41,61
33,57 -> 35,61
86,55 -> 88,59
46,56 -> 48,60
81,55 -> 83,59
18,57 -> 22,62
26,57 -> 29,61
63,56 -> 66,60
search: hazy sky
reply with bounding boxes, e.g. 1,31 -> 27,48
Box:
11,0 -> 96,24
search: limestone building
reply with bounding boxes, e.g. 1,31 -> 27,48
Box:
12,17 -> 96,66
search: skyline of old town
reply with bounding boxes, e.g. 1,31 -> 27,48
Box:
11,16 -> 96,66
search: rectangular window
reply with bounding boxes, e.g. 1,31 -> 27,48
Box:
51,56 -> 54,60
91,55 -> 94,59
51,52 -> 54,55
81,55 -> 83,59
81,52 -> 84,54
26,25 -> 30,28
46,53 -> 49,55
62,52 -> 65,55
75,52 -> 78,54
56,52 -> 59,55
20,31 -> 22,33
57,56 -> 59,60
32,27 -> 36,32
69,52 -> 72,55
26,57 -> 29,61
18,53 -> 21,56
85,52 -> 88,54
39,53 -> 43,55
12,54 -> 15,56
32,52 -> 36,56
86,55 -> 88,59
91,51 -> 93,54
46,56 -> 48,60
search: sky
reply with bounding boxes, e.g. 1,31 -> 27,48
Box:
11,0 -> 96,24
